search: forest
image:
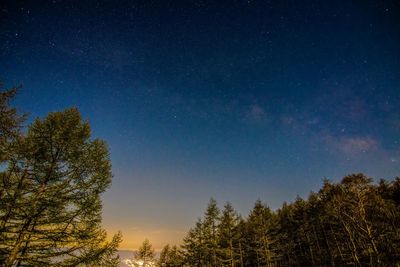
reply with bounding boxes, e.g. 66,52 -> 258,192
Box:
138,175 -> 400,267
1,86 -> 400,267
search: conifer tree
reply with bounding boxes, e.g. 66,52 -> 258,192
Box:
376,178 -> 400,263
326,174 -> 386,265
134,239 -> 155,267
0,85 -> 24,163
235,217 -> 246,267
217,202 -> 240,267
202,198 -> 220,267
246,200 -> 277,267
158,244 -> 171,267
181,175 -> 400,266
182,219 -> 206,266
0,107 -> 121,266
157,244 -> 184,267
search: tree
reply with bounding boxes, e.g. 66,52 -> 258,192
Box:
246,200 -> 277,267
182,218 -> 207,266
157,244 -> 184,267
217,202 -> 241,267
0,107 -> 121,266
181,199 -> 221,267
377,177 -> 400,263
134,239 -> 155,267
181,175 -> 400,266
325,174 -> 389,266
0,85 -> 25,163
202,198 -> 221,267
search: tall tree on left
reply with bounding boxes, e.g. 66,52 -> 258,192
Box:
0,85 -> 25,164
0,86 -> 121,266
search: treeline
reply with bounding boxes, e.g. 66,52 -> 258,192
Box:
0,86 -> 121,266
155,174 -> 400,266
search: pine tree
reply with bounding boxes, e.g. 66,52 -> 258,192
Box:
326,174 -> 386,265
134,239 -> 155,267
181,175 -> 400,266
182,219 -> 206,266
246,200 -> 277,267
158,244 -> 171,267
0,107 -> 121,266
217,202 -> 240,267
157,244 -> 183,267
203,198 -> 220,267
0,85 -> 24,163
376,178 -> 400,263
235,217 -> 246,267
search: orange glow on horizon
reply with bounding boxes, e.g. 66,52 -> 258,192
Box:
105,225 -> 186,251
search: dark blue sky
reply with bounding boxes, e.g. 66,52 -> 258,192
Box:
1,0 -> 400,249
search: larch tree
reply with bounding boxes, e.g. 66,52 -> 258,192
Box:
376,178 -> 400,263
157,244 -> 184,267
158,244 -> 171,267
202,198 -> 220,267
0,104 -> 121,266
134,239 -> 155,267
246,200 -> 277,267
217,202 -> 240,267
0,85 -> 25,264
327,174 -> 384,266
180,176 -> 400,267
182,218 -> 206,267
0,85 -> 24,163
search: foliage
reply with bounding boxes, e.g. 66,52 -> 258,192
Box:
134,239 -> 155,267
181,174 -> 400,266
0,85 -> 25,163
0,87 -> 121,266
157,244 -> 184,267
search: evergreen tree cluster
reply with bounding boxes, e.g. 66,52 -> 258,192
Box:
0,86 -> 121,266
159,175 -> 400,266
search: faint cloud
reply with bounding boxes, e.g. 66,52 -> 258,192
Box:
325,135 -> 379,155
389,113 -> 400,131
312,79 -> 373,124
280,115 -> 294,126
337,97 -> 368,121
244,104 -> 267,123
279,115 -> 308,133
306,117 -> 320,125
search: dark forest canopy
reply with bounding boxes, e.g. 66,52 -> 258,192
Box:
155,174 -> 400,267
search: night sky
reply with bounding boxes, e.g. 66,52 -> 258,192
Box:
1,0 -> 400,249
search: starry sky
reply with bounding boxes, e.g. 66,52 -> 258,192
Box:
1,0 -> 400,250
